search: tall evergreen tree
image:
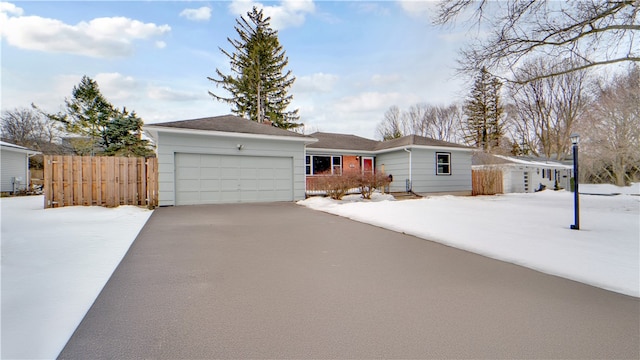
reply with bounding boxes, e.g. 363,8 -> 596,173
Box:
208,7 -> 300,129
45,75 -> 153,156
463,68 -> 504,151
48,76 -> 112,155
103,108 -> 154,157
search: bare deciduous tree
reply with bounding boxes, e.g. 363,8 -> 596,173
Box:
376,106 -> 407,140
578,65 -> 640,185
376,104 -> 465,143
424,104 -> 465,143
1,107 -> 60,152
434,0 -> 639,83
507,59 -> 589,160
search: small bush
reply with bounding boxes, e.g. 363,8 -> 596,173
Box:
314,171 -> 360,200
312,171 -> 391,200
359,172 -> 392,199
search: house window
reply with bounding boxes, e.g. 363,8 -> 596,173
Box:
332,156 -> 342,175
307,155 -> 342,175
436,152 -> 451,175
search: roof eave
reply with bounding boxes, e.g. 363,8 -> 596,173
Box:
144,125 -> 318,144
375,144 -> 475,154
0,145 -> 41,155
305,147 -> 377,154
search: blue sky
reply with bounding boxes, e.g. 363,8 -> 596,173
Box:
1,0 -> 471,139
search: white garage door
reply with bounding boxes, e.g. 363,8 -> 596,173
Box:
175,153 -> 293,205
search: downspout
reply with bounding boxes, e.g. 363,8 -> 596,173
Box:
404,148 -> 412,192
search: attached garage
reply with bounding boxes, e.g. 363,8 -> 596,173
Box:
145,115 -> 315,206
175,153 -> 293,205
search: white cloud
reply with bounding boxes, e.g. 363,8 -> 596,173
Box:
0,1 -> 22,16
147,86 -> 203,102
179,6 -> 212,21
0,3 -> 170,58
155,41 -> 167,49
397,0 -> 438,19
371,74 -> 402,86
334,91 -> 420,113
294,73 -> 339,93
354,2 -> 390,16
229,0 -> 315,30
94,73 -> 140,102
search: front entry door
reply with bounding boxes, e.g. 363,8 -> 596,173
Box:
362,157 -> 374,175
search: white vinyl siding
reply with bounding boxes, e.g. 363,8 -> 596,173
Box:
376,148 -> 471,194
1,149 -> 29,193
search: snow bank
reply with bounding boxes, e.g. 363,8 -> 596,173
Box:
1,196 -> 153,359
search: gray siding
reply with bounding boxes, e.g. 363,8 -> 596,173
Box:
1,149 -> 29,193
376,148 -> 472,194
156,132 -> 306,206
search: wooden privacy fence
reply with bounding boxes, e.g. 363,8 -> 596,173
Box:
44,155 -> 158,208
472,169 -> 504,196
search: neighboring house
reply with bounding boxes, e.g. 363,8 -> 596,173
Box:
0,141 -> 40,193
307,132 -> 474,196
144,115 -> 316,206
472,152 -> 573,193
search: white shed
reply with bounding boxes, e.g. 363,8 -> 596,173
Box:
145,115 -> 317,206
472,153 -> 573,193
0,141 -> 39,193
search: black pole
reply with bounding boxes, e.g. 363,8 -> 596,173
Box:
571,143 -> 580,230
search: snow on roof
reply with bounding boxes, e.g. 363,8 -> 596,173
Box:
493,155 -> 572,169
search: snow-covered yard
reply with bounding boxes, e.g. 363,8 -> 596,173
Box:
1,196 -> 152,359
1,184 -> 638,359
300,183 -> 640,298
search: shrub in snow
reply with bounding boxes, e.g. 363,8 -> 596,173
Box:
358,172 -> 392,199
313,171 -> 360,200
312,171 -> 392,200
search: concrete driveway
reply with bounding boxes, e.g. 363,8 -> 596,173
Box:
59,203 -> 639,359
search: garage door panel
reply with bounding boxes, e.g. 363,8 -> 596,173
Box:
176,167 -> 199,179
220,179 -> 238,191
176,179 -> 199,190
200,191 -> 222,202
240,168 -> 257,179
177,191 -> 200,203
200,167 -> 220,178
240,179 -> 258,189
176,153 -> 292,205
200,179 -> 220,189
200,156 -> 221,167
220,156 -> 237,167
177,154 -> 200,166
258,179 -> 275,190
276,179 -> 291,190
220,167 -> 239,180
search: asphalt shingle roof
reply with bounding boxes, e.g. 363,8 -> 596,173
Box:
308,132 -> 473,152
307,132 -> 379,151
148,114 -> 311,138
374,135 -> 472,151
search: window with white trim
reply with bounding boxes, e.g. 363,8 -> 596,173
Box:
306,155 -> 342,175
436,152 -> 451,175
